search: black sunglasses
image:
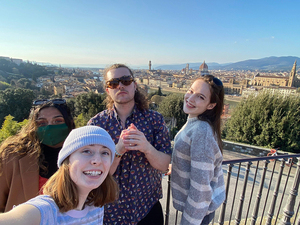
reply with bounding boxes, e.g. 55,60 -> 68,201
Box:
106,75 -> 134,89
212,77 -> 223,86
33,99 -> 66,106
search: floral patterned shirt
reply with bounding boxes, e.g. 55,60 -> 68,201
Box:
88,106 -> 172,224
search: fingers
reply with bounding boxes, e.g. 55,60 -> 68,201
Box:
123,139 -> 138,148
165,164 -> 172,175
128,123 -> 138,130
120,125 -> 149,152
116,137 -> 128,155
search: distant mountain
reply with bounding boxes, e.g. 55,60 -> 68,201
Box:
219,56 -> 299,71
154,56 -> 299,71
154,62 -> 227,70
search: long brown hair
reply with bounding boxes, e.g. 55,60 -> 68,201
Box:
195,75 -> 224,153
42,159 -> 119,212
0,102 -> 75,174
103,64 -> 149,111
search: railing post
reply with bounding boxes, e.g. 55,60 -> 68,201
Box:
218,164 -> 234,225
280,157 -> 300,225
266,160 -> 285,225
250,160 -> 269,225
295,214 -> 300,225
165,174 -> 171,225
235,162 -> 252,225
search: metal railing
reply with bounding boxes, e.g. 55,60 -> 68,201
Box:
164,153 -> 300,225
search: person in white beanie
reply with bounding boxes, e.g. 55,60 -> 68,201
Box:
0,126 -> 119,225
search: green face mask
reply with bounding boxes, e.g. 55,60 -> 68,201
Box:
36,123 -> 69,146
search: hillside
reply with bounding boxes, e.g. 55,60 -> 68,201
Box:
0,59 -> 50,83
154,56 -> 299,71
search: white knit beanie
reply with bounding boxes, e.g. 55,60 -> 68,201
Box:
57,126 -> 115,167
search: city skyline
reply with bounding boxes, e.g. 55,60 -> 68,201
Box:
1,0 -> 300,68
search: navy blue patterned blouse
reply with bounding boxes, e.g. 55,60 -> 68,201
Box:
88,105 -> 172,224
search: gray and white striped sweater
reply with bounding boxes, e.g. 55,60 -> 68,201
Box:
171,117 -> 225,225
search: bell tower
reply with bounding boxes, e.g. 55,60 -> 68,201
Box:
288,60 -> 297,87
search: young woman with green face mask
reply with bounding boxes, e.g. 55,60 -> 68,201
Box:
35,106 -> 70,148
0,99 -> 75,213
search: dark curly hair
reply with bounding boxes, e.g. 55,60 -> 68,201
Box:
0,101 -> 75,174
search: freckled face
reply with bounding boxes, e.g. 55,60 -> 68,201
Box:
183,79 -> 216,118
69,144 -> 112,196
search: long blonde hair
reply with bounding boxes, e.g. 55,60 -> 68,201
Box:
43,159 -> 119,212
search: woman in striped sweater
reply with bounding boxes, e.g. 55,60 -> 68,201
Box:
171,75 -> 226,225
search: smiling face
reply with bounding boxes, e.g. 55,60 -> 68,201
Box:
183,79 -> 216,118
105,67 -> 136,106
69,144 -> 112,197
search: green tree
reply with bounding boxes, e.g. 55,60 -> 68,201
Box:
0,81 -> 10,90
74,113 -> 89,128
10,79 -> 16,86
148,87 -> 166,100
73,92 -> 106,119
0,88 -> 36,125
16,78 -> 30,88
157,93 -> 187,138
12,67 -> 19,74
66,98 -> 76,118
0,115 -> 28,143
223,92 -> 300,153
151,95 -> 165,105
39,87 -> 51,99
18,62 -> 49,79
0,58 -> 16,73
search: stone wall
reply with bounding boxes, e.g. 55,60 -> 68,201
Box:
222,140 -> 288,156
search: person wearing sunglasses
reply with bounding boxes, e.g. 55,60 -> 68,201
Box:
88,64 -> 172,225
171,75 -> 226,225
0,99 -> 75,213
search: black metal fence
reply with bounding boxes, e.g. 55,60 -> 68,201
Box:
164,154 -> 300,225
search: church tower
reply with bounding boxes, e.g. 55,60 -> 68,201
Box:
199,61 -> 209,76
149,61 -> 152,71
186,63 -> 189,75
288,60 -> 297,87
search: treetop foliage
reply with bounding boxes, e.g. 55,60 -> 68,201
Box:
0,115 -> 28,144
223,92 -> 300,153
148,86 -> 167,100
0,88 -> 36,126
157,93 -> 187,138
0,81 -> 11,90
151,95 -> 165,105
67,92 -> 107,120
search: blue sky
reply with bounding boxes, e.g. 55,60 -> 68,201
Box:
1,0 -> 299,68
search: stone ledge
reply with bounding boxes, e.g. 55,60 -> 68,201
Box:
222,140 -> 288,156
